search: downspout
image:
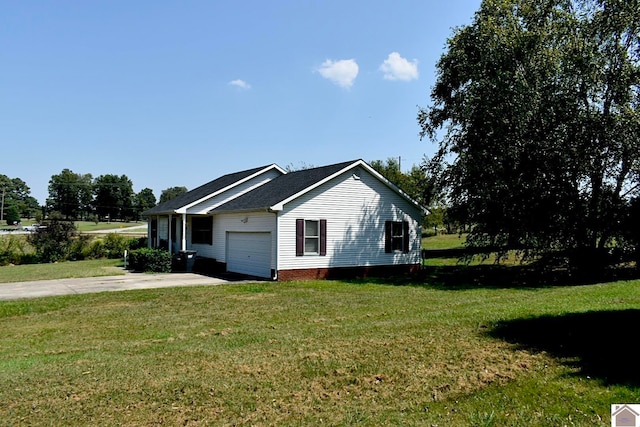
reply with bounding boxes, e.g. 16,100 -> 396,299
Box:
147,219 -> 151,248
273,210 -> 278,281
181,213 -> 187,251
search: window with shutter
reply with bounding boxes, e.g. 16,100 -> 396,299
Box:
385,220 -> 410,254
296,219 -> 327,256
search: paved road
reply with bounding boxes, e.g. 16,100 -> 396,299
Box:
0,272 -> 240,301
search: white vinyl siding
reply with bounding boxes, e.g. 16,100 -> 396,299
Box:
205,212 -> 277,265
277,166 -> 422,271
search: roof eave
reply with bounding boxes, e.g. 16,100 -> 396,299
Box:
210,207 -> 275,215
142,209 -> 178,216
180,164 -> 285,212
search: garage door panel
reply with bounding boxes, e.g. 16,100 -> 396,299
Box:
227,232 -> 271,278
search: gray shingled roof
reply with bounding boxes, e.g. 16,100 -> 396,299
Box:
210,160 -> 359,213
143,165 -> 276,215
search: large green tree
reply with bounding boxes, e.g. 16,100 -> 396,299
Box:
93,174 -> 134,221
133,188 -> 157,220
370,158 -> 435,208
418,0 -> 640,262
0,174 -> 40,222
159,186 -> 188,204
47,169 -> 93,220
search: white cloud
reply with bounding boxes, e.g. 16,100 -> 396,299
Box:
317,59 -> 359,88
229,79 -> 251,89
379,52 -> 419,81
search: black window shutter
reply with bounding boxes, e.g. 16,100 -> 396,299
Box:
296,219 -> 304,256
403,221 -> 410,253
320,219 -> 327,256
384,221 -> 392,253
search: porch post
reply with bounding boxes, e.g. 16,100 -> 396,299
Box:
181,213 -> 187,251
168,214 -> 173,254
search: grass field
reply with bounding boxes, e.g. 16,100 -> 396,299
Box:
422,233 -> 526,267
422,232 -> 467,250
3,220 -> 146,232
0,258 -> 124,283
74,221 -> 147,233
1,268 -> 639,424
0,234 -> 639,425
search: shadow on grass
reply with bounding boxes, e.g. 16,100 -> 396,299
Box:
413,246 -> 640,289
398,244 -> 640,289
421,246 -> 504,259
422,263 -> 639,289
352,263 -> 640,290
487,309 -> 640,387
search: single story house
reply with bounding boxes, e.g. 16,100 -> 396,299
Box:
143,159 -> 427,280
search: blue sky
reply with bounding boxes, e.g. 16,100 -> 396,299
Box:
1,1 -> 481,204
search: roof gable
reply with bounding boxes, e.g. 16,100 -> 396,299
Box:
210,159 -> 427,214
143,164 -> 283,215
210,160 -> 357,213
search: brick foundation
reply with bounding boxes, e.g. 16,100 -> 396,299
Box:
192,256 -> 420,281
276,264 -> 420,281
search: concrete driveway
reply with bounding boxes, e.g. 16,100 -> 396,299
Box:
0,271 -> 242,301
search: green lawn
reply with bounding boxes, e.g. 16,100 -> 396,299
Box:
74,221 -> 147,232
423,233 -> 528,267
9,220 -> 146,232
422,232 -> 467,250
1,273 -> 639,425
0,258 -> 124,283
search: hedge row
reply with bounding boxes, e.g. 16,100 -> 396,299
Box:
127,248 -> 172,273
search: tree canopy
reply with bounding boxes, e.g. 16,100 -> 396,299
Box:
2,170 -> 164,223
419,0 -> 640,262
47,170 -> 147,221
93,174 -> 134,221
0,174 -> 39,223
370,158 -> 436,209
159,186 -> 188,204
133,188 -> 157,220
47,169 -> 93,220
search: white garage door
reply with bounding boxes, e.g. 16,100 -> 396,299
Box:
227,232 -> 272,278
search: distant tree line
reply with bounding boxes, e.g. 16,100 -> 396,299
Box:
46,169 -> 156,221
1,169 -> 190,224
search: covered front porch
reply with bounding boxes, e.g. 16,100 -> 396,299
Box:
148,214 -> 189,255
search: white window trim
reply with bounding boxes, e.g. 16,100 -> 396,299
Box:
304,219 -> 320,255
